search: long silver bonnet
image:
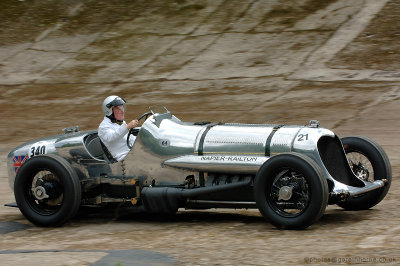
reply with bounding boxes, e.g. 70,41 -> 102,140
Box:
123,113 -> 335,185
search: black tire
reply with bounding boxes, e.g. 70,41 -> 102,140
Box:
14,154 -> 82,227
254,153 -> 328,229
338,136 -> 391,210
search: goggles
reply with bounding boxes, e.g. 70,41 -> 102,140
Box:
106,97 -> 126,109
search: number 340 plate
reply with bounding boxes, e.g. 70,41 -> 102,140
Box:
28,141 -> 54,158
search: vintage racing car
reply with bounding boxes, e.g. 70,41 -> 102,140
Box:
7,107 -> 391,229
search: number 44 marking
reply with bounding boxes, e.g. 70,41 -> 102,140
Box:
159,140 -> 170,147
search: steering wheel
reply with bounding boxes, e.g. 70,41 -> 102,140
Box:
127,112 -> 152,149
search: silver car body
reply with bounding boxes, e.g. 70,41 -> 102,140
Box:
7,107 -> 384,206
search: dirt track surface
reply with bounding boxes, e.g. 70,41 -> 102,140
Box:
0,0 -> 399,265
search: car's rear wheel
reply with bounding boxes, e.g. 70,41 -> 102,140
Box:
14,154 -> 81,227
254,153 -> 328,229
338,136 -> 391,210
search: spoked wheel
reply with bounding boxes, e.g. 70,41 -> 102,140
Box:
269,169 -> 311,218
14,154 -> 81,227
338,136 -> 391,210
346,152 -> 373,182
254,153 -> 328,229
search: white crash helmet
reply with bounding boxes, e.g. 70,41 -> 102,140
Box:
102,95 -> 127,117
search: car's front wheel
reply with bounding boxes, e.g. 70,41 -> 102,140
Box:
14,154 -> 81,227
338,136 -> 391,210
254,153 -> 328,229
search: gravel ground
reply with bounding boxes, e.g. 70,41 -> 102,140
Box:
0,0 -> 399,265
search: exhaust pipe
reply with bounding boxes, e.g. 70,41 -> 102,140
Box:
141,179 -> 252,213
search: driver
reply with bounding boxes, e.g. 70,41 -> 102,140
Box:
98,95 -> 139,161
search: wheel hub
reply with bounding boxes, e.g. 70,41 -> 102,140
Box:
32,186 -> 49,200
351,161 -> 370,181
356,163 -> 369,181
278,186 -> 294,201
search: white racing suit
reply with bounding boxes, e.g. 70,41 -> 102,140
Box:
98,117 -> 135,161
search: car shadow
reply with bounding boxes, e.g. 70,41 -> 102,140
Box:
73,205 -> 380,229
317,207 -> 382,227
74,206 -> 265,225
